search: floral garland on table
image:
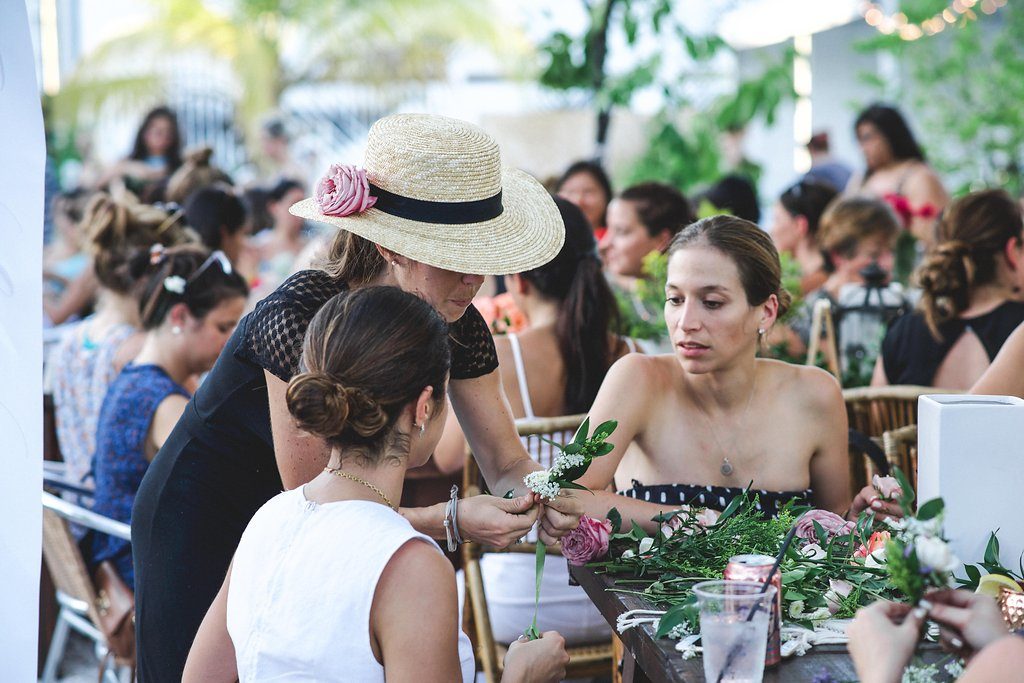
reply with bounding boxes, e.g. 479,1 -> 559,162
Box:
560,469 -> 965,666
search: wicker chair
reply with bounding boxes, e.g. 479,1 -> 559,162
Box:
883,424 -> 919,489
842,385 -> 962,494
461,414 -> 614,682
40,491 -> 133,683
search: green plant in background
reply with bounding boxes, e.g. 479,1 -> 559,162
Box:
626,47 -> 795,195
52,0 -> 508,157
537,0 -> 725,161
616,250 -> 668,342
857,0 -> 1024,196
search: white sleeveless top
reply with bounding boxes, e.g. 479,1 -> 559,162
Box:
227,487 -> 475,682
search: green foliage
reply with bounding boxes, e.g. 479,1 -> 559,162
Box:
616,250 -> 668,342
857,2 -> 1024,195
627,49 -> 794,193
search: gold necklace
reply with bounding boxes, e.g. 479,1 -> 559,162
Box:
322,467 -> 397,511
693,373 -> 758,478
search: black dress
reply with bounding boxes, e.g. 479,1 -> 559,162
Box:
880,301 -> 1024,386
618,480 -> 812,519
131,270 -> 498,682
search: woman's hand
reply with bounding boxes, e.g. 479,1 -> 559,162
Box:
458,494 -> 541,548
926,589 -> 1009,659
848,485 -> 902,521
537,490 -> 583,546
848,599 -> 926,683
502,632 -> 569,683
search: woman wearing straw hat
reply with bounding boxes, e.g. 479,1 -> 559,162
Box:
131,114 -> 578,681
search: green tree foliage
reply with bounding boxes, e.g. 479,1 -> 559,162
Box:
857,1 -> 1024,195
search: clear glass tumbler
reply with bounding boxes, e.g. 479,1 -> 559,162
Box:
693,580 -> 777,683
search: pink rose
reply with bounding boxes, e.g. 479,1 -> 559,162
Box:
561,515 -> 612,566
872,475 -> 903,501
795,509 -> 855,541
824,578 -> 854,614
695,508 -> 720,528
315,164 -> 377,217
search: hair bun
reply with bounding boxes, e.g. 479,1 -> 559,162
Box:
286,372 -> 389,441
936,239 -> 971,259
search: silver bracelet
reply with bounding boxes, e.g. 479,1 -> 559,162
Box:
450,484 -> 462,546
443,485 -> 461,552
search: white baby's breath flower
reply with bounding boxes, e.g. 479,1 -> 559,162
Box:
163,275 -> 187,294
550,452 -> 585,477
523,470 -> 560,500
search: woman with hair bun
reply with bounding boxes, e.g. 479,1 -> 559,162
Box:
133,114 -> 580,681
574,215 -> 898,529
875,189 -> 1024,389
183,287 -> 568,682
48,194 -> 194,498
86,245 -> 248,588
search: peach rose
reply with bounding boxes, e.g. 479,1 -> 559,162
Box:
562,515 -> 612,566
315,164 -> 377,217
854,530 -> 891,559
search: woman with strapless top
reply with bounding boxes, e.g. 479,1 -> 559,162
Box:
576,215 -> 903,530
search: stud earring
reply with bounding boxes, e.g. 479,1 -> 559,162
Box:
420,422 -> 426,436
172,326 -> 182,335
757,328 -> 765,337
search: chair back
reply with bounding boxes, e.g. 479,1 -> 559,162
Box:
883,425 -> 919,489
842,385 -> 962,494
40,492 -> 132,631
806,298 -> 842,383
461,413 -> 613,682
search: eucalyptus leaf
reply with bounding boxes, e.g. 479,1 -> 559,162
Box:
916,498 -> 944,522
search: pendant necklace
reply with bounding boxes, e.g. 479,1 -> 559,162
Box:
694,373 -> 757,478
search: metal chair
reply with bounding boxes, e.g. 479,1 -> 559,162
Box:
40,491 -> 133,683
461,414 -> 615,682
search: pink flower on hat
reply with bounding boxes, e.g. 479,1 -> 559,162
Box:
315,164 -> 377,217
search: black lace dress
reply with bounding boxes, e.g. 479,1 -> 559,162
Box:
131,270 -> 498,682
618,480 -> 812,519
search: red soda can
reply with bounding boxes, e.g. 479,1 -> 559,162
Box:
724,554 -> 782,667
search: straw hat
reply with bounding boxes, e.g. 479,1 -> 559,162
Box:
289,114 -> 565,276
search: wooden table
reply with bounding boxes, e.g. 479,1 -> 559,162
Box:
570,564 -> 949,683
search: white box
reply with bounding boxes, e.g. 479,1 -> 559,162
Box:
918,395 -> 1024,570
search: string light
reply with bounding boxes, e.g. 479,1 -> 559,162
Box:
859,0 -> 998,40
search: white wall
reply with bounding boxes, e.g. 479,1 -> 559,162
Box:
0,2 -> 45,680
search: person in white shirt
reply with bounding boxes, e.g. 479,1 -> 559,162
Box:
183,286 -> 568,682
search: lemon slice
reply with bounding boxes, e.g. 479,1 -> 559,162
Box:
976,573 -> 1023,598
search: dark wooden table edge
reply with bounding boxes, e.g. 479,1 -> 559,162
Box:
571,563 -> 684,683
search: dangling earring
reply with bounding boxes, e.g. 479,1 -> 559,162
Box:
172,326 -> 182,335
413,421 -> 425,436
